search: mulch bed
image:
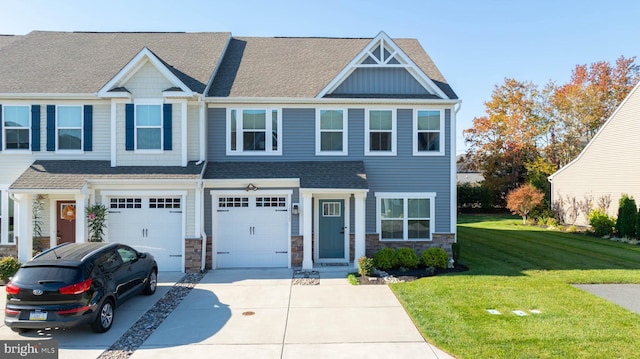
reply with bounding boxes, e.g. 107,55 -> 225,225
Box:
355,264 -> 469,285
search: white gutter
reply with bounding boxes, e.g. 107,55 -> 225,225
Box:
196,94 -> 206,165
0,93 -> 97,100
206,96 -> 462,106
197,162 -> 208,272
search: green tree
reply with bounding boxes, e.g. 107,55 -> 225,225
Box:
616,194 -> 637,238
506,184 -> 545,224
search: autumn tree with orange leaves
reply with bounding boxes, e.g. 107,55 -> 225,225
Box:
506,184 -> 545,224
464,56 -> 640,207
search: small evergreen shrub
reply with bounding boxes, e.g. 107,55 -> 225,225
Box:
357,256 -> 374,276
545,217 -> 559,227
396,248 -> 420,269
637,211 -> 640,240
372,247 -> 399,270
616,194 -> 637,238
588,209 -> 615,237
0,256 -> 21,282
421,247 -> 448,269
451,242 -> 460,263
566,225 -> 579,233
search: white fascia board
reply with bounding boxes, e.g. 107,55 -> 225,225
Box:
85,179 -> 199,187
97,47 -> 194,98
163,91 -> 192,98
548,80 -> 640,181
0,93 -> 97,100
7,189 -> 82,195
300,188 -> 369,195
102,92 -> 132,99
206,97 -> 460,106
203,178 -> 300,188
315,31 -> 449,100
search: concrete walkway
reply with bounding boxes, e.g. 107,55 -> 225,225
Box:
130,269 -> 454,359
574,284 -> 640,315
0,269 -> 455,358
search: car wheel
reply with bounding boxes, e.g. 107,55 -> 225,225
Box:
91,299 -> 114,333
11,327 -> 31,334
143,269 -> 157,295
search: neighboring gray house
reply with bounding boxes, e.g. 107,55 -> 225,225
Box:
0,31 -> 460,271
549,81 -> 640,226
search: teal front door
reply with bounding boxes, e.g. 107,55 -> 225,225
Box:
318,199 -> 345,259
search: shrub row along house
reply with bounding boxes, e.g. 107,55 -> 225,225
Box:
0,31 -> 460,272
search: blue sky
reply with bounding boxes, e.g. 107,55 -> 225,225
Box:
2,0 -> 639,154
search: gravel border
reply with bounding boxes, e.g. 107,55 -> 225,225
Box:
97,272 -> 205,359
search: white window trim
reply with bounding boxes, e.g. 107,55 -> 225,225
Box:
315,108 -> 348,156
2,104 -> 31,152
413,109 -> 445,156
226,108 -> 282,156
56,105 -> 84,152
134,100 -> 163,153
375,192 -> 436,241
364,109 -> 396,156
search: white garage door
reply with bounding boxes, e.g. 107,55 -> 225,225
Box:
216,196 -> 289,268
107,197 -> 183,271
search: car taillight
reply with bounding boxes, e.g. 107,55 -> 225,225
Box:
59,278 -> 92,295
57,306 -> 90,315
5,282 -> 20,295
5,308 -> 19,316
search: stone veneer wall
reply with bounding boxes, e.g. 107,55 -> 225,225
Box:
185,237 -> 212,273
365,233 -> 456,258
0,245 -> 17,258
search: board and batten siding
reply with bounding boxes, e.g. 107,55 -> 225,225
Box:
206,106 -> 452,234
551,84 -> 640,226
333,68 -> 429,96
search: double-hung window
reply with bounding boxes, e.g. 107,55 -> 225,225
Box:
414,109 -> 444,155
57,106 -> 83,150
316,109 -> 347,155
377,193 -> 435,241
228,108 -> 281,155
136,104 -> 162,150
365,109 -> 396,155
3,105 -> 30,150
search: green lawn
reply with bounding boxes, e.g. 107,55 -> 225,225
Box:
391,214 -> 640,358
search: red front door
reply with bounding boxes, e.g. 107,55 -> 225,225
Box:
57,201 -> 76,244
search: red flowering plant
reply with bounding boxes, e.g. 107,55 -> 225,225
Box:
86,203 -> 108,242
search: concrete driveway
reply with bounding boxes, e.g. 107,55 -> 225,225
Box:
1,269 -> 454,359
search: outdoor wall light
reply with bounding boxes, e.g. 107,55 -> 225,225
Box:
245,183 -> 258,192
291,203 -> 300,215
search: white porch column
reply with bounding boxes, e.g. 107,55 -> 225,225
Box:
353,192 -> 367,270
15,193 -> 33,263
302,191 -> 313,270
75,194 -> 87,243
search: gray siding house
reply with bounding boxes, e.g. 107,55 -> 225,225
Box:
549,81 -> 640,226
0,31 -> 459,271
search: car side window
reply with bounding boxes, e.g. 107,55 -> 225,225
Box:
117,247 -> 138,264
97,250 -> 122,273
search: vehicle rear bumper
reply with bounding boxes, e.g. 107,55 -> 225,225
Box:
4,310 -> 97,330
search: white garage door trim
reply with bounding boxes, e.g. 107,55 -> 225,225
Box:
211,190 -> 292,269
101,190 -> 186,272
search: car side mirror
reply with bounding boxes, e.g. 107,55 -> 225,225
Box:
137,252 -> 147,259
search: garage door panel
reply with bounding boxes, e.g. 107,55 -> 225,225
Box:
108,196 -> 183,272
215,195 -> 289,268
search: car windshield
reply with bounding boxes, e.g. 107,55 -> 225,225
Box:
12,266 -> 81,285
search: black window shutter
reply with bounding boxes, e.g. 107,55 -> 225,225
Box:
31,105 -> 41,151
163,103 -> 172,150
46,105 -> 55,151
84,105 -> 93,151
125,104 -> 134,151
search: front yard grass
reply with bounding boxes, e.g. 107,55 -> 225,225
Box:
391,214 -> 640,358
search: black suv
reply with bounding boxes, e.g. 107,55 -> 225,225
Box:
4,242 -> 157,333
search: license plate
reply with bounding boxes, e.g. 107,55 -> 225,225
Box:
29,311 -> 47,321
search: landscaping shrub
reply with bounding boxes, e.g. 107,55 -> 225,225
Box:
421,247 -> 448,269
451,242 -> 460,263
616,194 -> 637,238
357,256 -> 374,276
566,225 -> 579,233
396,248 -> 420,269
637,211 -> 640,240
0,256 -> 21,282
588,209 -> 615,237
373,247 -> 399,270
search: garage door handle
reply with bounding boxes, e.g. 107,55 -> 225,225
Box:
169,254 -> 182,257
276,209 -> 288,212
109,211 -> 121,214
217,209 -> 229,212
170,211 -> 182,213
217,252 -> 230,254
275,251 -> 288,254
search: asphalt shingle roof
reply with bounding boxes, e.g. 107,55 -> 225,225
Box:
0,35 -> 20,50
10,160 -> 203,190
204,161 -> 368,189
208,36 -> 457,99
0,31 -> 230,94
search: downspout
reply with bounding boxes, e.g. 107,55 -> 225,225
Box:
451,101 -> 462,242
196,94 -> 206,166
198,162 -> 208,272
